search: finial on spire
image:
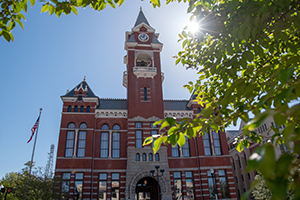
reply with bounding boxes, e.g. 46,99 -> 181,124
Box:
83,76 -> 86,81
66,89 -> 69,94
140,6 -> 142,11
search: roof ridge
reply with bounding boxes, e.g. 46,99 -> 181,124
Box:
163,99 -> 189,101
99,98 -> 127,100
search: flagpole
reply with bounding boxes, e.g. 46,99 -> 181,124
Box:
25,108 -> 42,199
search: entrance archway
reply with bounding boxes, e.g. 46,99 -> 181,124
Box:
135,177 -> 160,200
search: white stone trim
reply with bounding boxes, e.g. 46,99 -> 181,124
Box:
164,110 -> 193,118
95,109 -> 127,118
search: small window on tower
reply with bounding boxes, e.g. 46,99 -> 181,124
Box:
144,87 -> 147,101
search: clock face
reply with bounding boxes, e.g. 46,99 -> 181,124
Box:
138,33 -> 149,42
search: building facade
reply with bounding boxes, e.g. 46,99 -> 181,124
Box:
55,9 -> 237,200
226,117 -> 292,199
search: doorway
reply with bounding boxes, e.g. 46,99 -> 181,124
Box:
135,177 -> 160,200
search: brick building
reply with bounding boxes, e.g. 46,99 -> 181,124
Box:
227,117 -> 292,199
55,9 -> 237,200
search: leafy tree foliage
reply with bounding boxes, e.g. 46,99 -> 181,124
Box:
0,161 -> 57,200
145,0 -> 300,199
0,0 -> 167,41
2,0 -> 300,199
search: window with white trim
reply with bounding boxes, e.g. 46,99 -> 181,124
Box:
203,132 -> 211,156
112,124 -> 120,158
77,123 -> 87,157
65,123 -> 75,157
101,124 -> 109,158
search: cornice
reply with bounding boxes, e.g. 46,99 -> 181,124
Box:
164,110 -> 193,118
95,109 -> 127,118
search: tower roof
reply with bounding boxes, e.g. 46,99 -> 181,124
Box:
134,9 -> 150,27
62,78 -> 97,98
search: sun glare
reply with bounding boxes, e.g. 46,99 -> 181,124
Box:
187,20 -> 200,34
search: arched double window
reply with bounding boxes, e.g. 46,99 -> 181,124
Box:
80,106 -> 84,113
74,106 -> 78,112
77,123 -> 87,157
67,106 -> 72,112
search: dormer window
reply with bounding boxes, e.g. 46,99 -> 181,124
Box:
78,93 -> 82,101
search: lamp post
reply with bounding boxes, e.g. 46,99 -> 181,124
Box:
210,167 -> 218,200
150,165 -> 164,200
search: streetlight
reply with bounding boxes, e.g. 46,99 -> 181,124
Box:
150,165 -> 164,200
210,167 -> 218,200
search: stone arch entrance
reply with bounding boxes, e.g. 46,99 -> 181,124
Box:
135,177 -> 159,200
128,171 -> 168,200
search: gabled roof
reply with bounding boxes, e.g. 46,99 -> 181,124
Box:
134,9 -> 150,27
62,80 -> 97,98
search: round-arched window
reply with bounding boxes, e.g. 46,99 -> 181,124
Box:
142,153 -> 146,161
149,153 -> 153,161
67,123 -> 75,129
136,153 -> 140,161
113,124 -> 120,130
101,124 -> 109,130
79,123 -> 87,129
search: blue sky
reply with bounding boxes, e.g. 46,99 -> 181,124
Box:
0,1 -> 206,178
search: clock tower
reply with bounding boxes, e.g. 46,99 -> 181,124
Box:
123,8 -> 164,119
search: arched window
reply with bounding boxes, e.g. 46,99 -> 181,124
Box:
142,153 -> 146,161
136,53 -> 152,67
149,153 -> 153,161
68,106 -> 72,112
79,123 -> 87,129
87,106 -> 90,113
100,124 -> 109,158
112,124 -> 120,158
77,123 -> 87,157
136,153 -> 140,161
232,157 -> 236,170
78,96 -> 82,101
113,124 -> 120,130
213,131 -> 222,155
68,123 -> 75,129
65,123 -> 75,157
183,136 -> 190,157
74,106 -> 78,112
80,106 -> 84,112
101,124 -> 109,130
155,153 -> 159,161
238,155 -> 242,168
203,132 -> 211,156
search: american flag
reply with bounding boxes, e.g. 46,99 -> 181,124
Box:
27,116 -> 40,143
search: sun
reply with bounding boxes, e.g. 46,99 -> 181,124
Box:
187,20 -> 200,35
